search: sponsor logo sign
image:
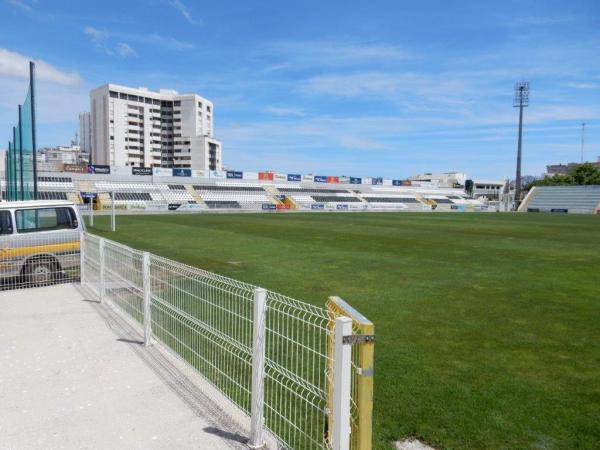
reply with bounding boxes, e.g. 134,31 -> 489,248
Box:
80,192 -> 97,199
259,172 -> 274,181
168,203 -> 182,210
336,204 -> 349,210
64,164 -> 88,173
132,167 -> 152,176
327,176 -> 340,183
339,176 -> 350,183
287,173 -> 301,182
372,177 -> 383,185
274,173 -> 287,181
262,203 -> 277,210
226,170 -> 243,179
302,175 -> 314,182
173,168 -> 192,177
153,167 -> 172,177
350,177 -> 362,184
314,175 -> 327,183
276,204 -> 290,210
87,164 -> 110,174
210,170 -> 226,178
392,180 -> 402,186
311,203 -> 325,210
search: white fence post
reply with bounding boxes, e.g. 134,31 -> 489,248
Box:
249,287 -> 267,449
79,232 -> 85,286
99,238 -> 105,303
142,252 -> 152,347
332,316 -> 353,450
111,191 -> 116,232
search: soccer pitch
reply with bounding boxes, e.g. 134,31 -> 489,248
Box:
88,212 -> 600,449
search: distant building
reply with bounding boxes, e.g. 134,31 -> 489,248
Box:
89,84 -> 222,170
471,179 -> 508,200
38,144 -> 87,166
79,112 -> 92,155
409,172 -> 466,187
547,157 -> 600,175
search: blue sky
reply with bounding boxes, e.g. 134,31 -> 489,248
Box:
1,0 -> 599,179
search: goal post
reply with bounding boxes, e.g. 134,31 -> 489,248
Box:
327,296 -> 375,450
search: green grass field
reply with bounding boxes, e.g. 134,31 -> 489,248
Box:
87,212 -> 600,450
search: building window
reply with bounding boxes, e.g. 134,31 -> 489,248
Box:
174,100 -> 181,106
110,91 -> 118,98
145,97 -> 153,104
120,93 -> 127,99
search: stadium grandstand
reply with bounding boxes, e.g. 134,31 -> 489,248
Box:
519,185 -> 600,214
0,169 -> 487,213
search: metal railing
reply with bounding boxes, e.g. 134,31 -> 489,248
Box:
78,232 -> 375,450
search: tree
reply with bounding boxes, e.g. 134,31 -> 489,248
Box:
529,163 -> 600,187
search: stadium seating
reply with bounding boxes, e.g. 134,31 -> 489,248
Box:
522,186 -> 600,214
193,184 -> 274,209
2,171 -> 492,213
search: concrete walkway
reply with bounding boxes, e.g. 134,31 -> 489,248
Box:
0,284 -> 249,450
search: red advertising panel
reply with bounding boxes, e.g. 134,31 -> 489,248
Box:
259,172 -> 274,180
276,204 -> 290,210
327,176 -> 340,183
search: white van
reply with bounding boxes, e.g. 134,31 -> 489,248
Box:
0,200 -> 84,287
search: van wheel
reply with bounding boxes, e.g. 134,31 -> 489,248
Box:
26,261 -> 58,287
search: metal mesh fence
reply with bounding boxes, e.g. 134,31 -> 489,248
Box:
81,233 -> 345,449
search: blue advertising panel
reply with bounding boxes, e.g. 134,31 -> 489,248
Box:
392,179 -> 402,186
262,203 -> 276,210
173,168 -> 192,177
314,176 -> 327,183
336,204 -> 349,210
311,204 -> 325,210
276,194 -> 286,201
87,164 -> 111,174
287,173 -> 301,182
372,177 -> 383,185
350,177 -> 362,184
80,192 -> 97,199
226,170 -> 243,179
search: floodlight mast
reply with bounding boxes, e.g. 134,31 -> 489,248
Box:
513,82 -> 529,210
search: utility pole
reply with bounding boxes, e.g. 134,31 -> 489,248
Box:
513,82 -> 529,210
580,122 -> 586,163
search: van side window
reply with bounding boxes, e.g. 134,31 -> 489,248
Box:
15,208 -> 77,233
0,211 -> 13,235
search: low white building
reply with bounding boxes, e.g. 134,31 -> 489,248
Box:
89,84 -> 222,171
471,179 -> 508,200
409,172 -> 466,187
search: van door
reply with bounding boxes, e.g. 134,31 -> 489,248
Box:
14,206 -> 81,285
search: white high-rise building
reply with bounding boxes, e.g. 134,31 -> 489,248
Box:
79,112 -> 92,155
89,84 -> 222,170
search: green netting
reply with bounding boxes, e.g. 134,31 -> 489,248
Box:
5,64 -> 37,201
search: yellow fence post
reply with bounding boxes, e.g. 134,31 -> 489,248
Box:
327,296 -> 374,450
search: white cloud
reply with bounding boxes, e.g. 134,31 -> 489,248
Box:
7,0 -> 33,12
263,106 -> 306,117
0,48 -> 81,86
84,27 -> 137,58
83,26 -> 193,53
564,82 -> 600,89
261,39 -> 411,68
116,43 -> 137,58
163,0 -> 200,25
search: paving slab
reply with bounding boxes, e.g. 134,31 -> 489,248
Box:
0,284 -> 249,450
